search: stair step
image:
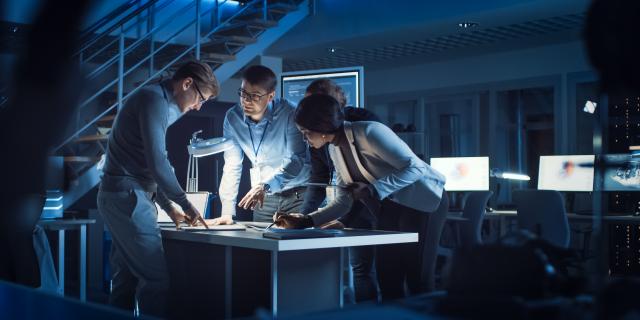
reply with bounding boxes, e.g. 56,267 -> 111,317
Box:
75,134 -> 109,143
98,114 -> 116,122
241,18 -> 279,28
238,3 -> 298,17
217,19 -> 278,33
205,35 -> 257,46
64,156 -> 100,163
201,52 -> 236,63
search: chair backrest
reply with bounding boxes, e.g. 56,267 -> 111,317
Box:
422,192 -> 449,292
512,189 -> 570,248
460,191 -> 493,248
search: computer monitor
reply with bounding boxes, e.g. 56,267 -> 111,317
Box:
537,155 -> 595,192
281,66 -> 364,108
429,157 -> 489,191
601,154 -> 640,191
156,192 -> 210,222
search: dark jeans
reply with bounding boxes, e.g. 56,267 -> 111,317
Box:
340,201 -> 379,303
375,192 -> 449,301
253,187 -> 306,222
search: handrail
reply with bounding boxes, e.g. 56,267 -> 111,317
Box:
75,0 -> 163,59
81,0 -> 176,66
78,3 -> 198,111
84,0 -> 196,82
54,0 -> 272,152
79,0 -> 140,43
81,0 -> 240,109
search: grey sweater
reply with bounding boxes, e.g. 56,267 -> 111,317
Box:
100,80 -> 190,211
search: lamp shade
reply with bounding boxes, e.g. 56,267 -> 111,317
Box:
188,137 -> 234,158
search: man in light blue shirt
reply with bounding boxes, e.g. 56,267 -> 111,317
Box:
211,65 -> 310,223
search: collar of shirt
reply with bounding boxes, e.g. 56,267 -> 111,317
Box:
242,101 -> 274,125
160,79 -> 183,125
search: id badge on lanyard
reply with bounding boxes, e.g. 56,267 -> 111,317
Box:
248,121 -> 270,187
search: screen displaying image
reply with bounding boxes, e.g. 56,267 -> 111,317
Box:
429,157 -> 489,191
601,154 -> 640,191
538,155 -> 595,192
281,68 -> 363,108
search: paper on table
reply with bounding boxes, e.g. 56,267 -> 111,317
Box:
181,224 -> 246,231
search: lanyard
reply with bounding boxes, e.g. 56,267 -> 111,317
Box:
247,121 -> 269,160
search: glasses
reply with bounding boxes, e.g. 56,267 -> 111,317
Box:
237,88 -> 269,103
193,82 -> 215,104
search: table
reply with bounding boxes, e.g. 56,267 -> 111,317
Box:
447,210 -> 640,236
161,227 -> 417,318
37,218 -> 95,301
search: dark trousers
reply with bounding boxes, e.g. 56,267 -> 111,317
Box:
253,187 -> 306,222
341,201 -> 379,303
375,192 -> 449,301
98,189 -> 169,318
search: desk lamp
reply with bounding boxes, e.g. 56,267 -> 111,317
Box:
186,130 -> 234,192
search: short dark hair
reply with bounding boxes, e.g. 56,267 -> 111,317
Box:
295,94 -> 344,134
242,65 -> 277,93
173,60 -> 219,96
305,78 -> 347,108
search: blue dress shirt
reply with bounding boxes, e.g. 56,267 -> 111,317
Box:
218,99 -> 310,217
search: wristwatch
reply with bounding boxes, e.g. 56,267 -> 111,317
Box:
261,183 -> 271,193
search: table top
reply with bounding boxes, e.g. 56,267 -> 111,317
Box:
161,228 -> 418,252
447,210 -> 640,223
38,218 -> 96,228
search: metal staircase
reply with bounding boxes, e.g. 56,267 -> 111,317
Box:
43,0 -> 309,213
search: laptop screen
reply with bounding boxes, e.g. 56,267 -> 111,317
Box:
155,192 -> 210,222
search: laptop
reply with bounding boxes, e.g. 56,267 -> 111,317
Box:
156,192 -> 210,223
156,192 -> 247,231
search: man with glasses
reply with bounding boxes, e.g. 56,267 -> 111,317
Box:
210,65 -> 310,224
98,60 -> 218,317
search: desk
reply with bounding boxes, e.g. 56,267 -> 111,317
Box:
447,210 -> 640,236
161,228 -> 417,318
37,218 -> 95,301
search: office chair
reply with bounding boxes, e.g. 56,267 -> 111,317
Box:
422,193 -> 449,292
458,191 -> 494,248
512,189 -> 570,248
436,190 -> 493,284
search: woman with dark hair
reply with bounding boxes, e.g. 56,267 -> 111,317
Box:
276,94 -> 448,300
300,79 -> 381,303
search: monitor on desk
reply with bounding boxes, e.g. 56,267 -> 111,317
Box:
537,155 -> 595,192
156,192 -> 210,222
600,154 -> 640,191
429,157 -> 489,191
281,66 -> 364,108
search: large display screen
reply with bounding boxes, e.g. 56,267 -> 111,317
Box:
281,67 -> 364,108
430,157 -> 489,191
601,154 -> 640,191
537,155 -> 595,192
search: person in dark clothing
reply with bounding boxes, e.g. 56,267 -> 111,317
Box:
0,0 -> 91,288
97,60 -> 218,317
299,79 -> 381,303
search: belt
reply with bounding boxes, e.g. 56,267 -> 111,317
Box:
100,174 -> 157,193
276,186 -> 306,197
